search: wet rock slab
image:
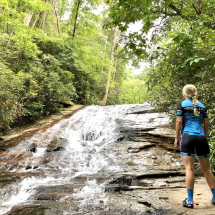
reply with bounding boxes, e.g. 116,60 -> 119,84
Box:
32,184 -> 83,201
127,142 -> 156,153
0,104 -> 194,215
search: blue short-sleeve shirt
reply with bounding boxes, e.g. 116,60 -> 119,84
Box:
177,98 -> 208,136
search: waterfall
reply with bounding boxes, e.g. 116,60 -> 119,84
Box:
1,103 -> 167,214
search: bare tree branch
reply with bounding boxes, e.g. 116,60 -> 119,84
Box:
192,4 -> 201,15
168,3 -> 182,15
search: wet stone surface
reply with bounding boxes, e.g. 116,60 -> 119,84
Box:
0,103 -> 213,215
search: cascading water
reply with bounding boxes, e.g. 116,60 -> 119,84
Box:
0,103 -> 155,214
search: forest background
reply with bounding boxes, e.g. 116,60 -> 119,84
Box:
0,0 -> 215,170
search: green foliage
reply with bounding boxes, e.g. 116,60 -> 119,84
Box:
0,0 -> 48,28
119,69 -> 151,104
0,0 -> 76,131
0,33 -> 76,126
0,64 -> 25,130
0,0 -> 132,132
108,0 -> 215,64
22,53 -> 76,119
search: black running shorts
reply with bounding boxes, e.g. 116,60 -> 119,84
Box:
180,133 -> 210,159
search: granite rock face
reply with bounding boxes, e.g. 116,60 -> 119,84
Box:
0,104 -> 213,215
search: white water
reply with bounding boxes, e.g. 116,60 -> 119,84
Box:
73,179 -> 108,205
0,104 -> 153,214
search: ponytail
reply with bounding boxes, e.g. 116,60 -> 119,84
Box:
192,95 -> 200,116
183,84 -> 200,116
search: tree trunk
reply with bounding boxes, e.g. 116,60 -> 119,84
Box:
113,49 -> 118,82
114,82 -> 119,104
101,35 -> 108,74
41,12 -> 48,30
24,11 -> 34,25
30,13 -> 39,28
38,11 -> 47,29
52,0 -> 60,37
102,26 -> 119,106
73,0 -> 82,37
131,86 -> 136,103
193,0 -> 203,15
35,0 -> 48,29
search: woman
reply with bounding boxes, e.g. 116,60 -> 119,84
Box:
174,84 -> 215,208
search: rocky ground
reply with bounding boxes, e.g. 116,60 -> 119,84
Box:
0,105 -> 215,215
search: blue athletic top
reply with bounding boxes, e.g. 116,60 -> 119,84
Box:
177,98 -> 208,136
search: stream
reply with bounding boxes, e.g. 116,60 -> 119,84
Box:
0,103 -> 185,215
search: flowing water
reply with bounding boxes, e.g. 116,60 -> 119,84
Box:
1,103 -> 163,214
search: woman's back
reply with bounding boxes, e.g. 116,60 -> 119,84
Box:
177,98 -> 207,136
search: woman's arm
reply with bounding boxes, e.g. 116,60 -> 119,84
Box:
174,116 -> 183,150
203,118 -> 209,135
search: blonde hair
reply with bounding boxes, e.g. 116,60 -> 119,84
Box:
183,84 -> 200,116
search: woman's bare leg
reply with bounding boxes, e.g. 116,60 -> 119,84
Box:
182,156 -> 195,189
199,157 -> 215,189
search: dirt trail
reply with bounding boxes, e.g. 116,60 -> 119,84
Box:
0,105 -> 84,142
161,177 -> 215,214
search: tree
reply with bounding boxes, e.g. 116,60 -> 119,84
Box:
0,0 -> 132,132
72,0 -> 82,37
119,69 -> 150,104
102,26 -> 118,106
107,0 -> 215,61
